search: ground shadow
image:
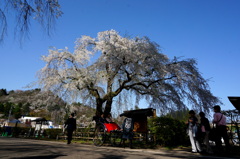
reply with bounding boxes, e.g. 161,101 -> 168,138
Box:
11,154 -> 66,159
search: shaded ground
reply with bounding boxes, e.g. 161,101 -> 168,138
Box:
0,137 -> 239,159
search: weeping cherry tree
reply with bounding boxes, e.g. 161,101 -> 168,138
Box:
37,30 -> 220,116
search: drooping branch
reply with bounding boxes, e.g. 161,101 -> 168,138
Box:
0,0 -> 63,44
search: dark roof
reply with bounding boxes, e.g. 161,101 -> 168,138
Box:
120,108 -> 154,117
31,117 -> 48,122
228,96 -> 240,111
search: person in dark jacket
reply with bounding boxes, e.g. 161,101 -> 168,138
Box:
64,113 -> 76,144
199,112 -> 212,154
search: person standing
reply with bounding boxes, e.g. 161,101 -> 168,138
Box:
212,105 -> 230,153
64,113 -> 76,144
122,116 -> 134,148
187,110 -> 202,153
199,112 -> 212,154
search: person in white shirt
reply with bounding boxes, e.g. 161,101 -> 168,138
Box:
187,110 -> 202,153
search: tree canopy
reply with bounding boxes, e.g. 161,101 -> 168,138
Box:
37,30 -> 220,116
0,0 -> 62,43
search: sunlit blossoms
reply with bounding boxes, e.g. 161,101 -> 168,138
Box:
38,30 -> 220,116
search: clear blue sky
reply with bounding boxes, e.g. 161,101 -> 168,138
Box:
1,0 -> 240,111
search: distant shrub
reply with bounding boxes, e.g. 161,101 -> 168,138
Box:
44,129 -> 62,139
148,116 -> 189,147
3,127 -> 32,137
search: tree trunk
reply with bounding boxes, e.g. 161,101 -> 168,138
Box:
103,99 -> 112,117
95,98 -> 103,116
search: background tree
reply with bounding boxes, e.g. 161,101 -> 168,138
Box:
0,0 -> 62,43
0,88 -> 66,124
0,103 -> 4,113
37,30 -> 220,117
0,89 -> 8,96
166,108 -> 190,121
3,102 -> 13,118
12,103 -> 22,119
22,103 -> 31,116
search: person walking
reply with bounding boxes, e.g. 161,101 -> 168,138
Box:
64,113 -> 76,144
199,112 -> 212,154
187,110 -> 202,153
212,105 -> 230,153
